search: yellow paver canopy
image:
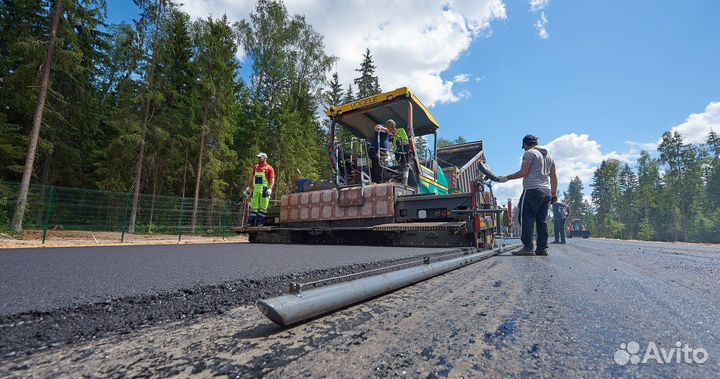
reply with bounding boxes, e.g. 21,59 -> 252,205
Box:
326,87 -> 440,139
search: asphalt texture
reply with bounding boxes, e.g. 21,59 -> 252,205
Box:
2,238 -> 720,378
0,243 -> 460,357
0,243 -> 453,316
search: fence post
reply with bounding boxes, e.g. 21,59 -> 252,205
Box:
221,200 -> 229,240
42,186 -> 55,244
121,192 -> 130,243
178,197 -> 185,242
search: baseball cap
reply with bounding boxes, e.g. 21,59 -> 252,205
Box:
522,135 -> 538,148
256,152 -> 267,159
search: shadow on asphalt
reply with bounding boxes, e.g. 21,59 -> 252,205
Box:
232,321 -> 285,339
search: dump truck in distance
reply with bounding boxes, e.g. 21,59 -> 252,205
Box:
567,218 -> 591,238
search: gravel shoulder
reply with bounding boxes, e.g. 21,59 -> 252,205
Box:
0,230 -> 248,249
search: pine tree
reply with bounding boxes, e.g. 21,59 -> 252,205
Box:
237,0 -> 333,194
10,0 -> 64,232
128,0 -> 167,233
636,150 -> 660,240
324,72 -> 344,108
153,7 -> 196,197
658,131 -> 684,240
354,48 -> 381,99
324,72 -> 349,143
658,131 -> 703,241
591,159 -> 623,237
94,23 -> 146,192
617,164 -> 638,238
189,15 -> 241,232
0,0 -> 49,223
0,0 -> 49,143
706,131 -> 720,210
343,83 -> 354,103
0,113 -> 27,179
563,176 -> 586,218
637,217 -> 654,240
44,0 -> 110,189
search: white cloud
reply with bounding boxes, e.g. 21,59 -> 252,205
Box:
453,73 -> 471,83
529,0 -> 550,12
546,133 -> 638,186
666,101 -> 720,144
493,179 -> 523,205
534,11 -> 549,39
180,0 -> 507,107
493,133 -> 640,203
625,141 -> 659,152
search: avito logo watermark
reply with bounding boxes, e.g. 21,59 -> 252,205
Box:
614,341 -> 708,365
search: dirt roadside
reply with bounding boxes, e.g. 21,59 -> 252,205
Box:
0,229 -> 248,249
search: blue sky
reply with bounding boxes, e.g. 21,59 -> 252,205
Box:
107,0 -> 720,200
437,0 -> 719,162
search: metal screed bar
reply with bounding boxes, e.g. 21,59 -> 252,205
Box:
257,243 -> 523,326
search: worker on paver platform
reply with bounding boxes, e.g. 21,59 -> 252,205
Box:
370,119 -> 397,183
391,126 -> 409,164
498,135 -> 558,256
244,152 -> 275,226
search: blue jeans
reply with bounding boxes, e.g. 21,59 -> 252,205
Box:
554,218 -> 566,243
518,188 -> 552,250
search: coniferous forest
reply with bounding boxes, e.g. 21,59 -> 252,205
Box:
0,0 -> 383,233
1,0 -> 718,242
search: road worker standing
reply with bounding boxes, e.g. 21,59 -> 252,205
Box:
244,152 -> 275,226
498,135 -> 558,256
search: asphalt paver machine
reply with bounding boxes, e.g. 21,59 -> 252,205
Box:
235,87 -> 506,249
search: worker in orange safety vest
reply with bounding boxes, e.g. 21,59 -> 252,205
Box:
244,152 -> 275,226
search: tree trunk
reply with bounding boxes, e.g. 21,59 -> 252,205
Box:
128,0 -> 163,234
11,0 -> 64,233
670,193 -> 679,241
181,149 -> 188,198
191,104 -> 208,234
148,173 -> 158,234
680,196 -> 689,242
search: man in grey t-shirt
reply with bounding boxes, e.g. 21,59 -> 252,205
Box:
498,135 -> 558,255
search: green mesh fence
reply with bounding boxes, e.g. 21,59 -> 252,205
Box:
0,180 -> 247,242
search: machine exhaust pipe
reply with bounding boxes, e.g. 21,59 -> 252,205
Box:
257,244 -> 523,326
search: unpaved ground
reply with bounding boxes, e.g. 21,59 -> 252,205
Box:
1,239 -> 718,378
0,230 -> 247,249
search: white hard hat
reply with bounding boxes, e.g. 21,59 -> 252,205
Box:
256,152 -> 267,159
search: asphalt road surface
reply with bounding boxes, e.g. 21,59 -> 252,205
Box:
0,243 -> 454,315
1,239 -> 719,378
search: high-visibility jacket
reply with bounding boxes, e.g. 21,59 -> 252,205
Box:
392,128 -> 409,151
250,163 -> 274,214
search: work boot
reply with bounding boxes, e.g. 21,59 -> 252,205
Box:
512,246 -> 535,256
550,241 -> 560,244
535,248 -> 549,256
256,214 -> 266,226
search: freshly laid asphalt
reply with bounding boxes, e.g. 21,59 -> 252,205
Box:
2,238 -> 719,378
0,243 -> 453,316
